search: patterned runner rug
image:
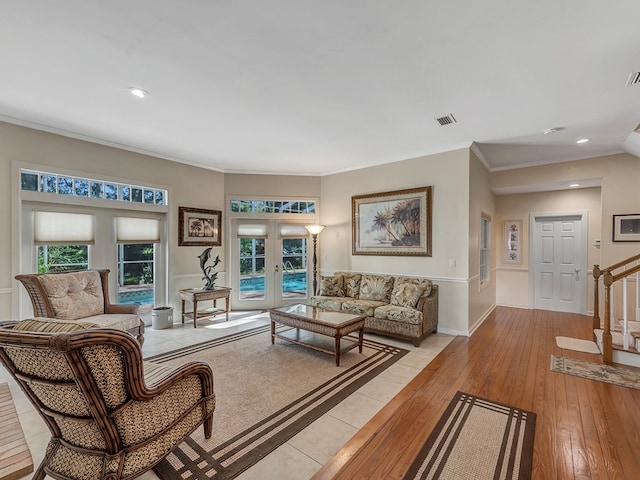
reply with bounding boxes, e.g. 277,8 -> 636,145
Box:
551,355 -> 640,390
150,323 -> 408,480
403,391 -> 536,480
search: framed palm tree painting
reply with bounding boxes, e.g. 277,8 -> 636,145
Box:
352,186 -> 432,256
178,207 -> 222,246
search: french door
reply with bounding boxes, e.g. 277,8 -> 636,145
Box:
230,219 -> 310,310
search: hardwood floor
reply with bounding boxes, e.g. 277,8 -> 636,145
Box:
312,307 -> 640,479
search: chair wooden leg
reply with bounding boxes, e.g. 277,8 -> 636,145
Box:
33,462 -> 47,480
204,415 -> 213,439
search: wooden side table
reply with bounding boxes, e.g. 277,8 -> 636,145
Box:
179,287 -> 232,328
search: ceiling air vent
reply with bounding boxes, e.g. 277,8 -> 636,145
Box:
625,71 -> 640,87
435,114 -> 457,126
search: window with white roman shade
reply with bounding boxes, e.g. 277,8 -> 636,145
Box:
33,211 -> 95,245
278,224 -> 309,237
237,223 -> 268,238
116,217 -> 161,244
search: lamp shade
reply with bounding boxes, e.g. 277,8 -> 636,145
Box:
305,224 -> 325,235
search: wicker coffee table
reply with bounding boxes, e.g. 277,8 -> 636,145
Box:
269,304 -> 365,366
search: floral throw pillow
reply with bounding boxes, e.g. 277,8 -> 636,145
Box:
319,275 -> 345,297
341,273 -> 362,298
390,280 -> 428,308
359,275 -> 394,302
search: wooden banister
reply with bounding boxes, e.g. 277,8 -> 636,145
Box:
611,263 -> 640,283
604,253 -> 640,272
592,253 -> 640,363
602,270 -> 613,363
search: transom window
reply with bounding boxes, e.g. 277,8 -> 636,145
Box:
230,199 -> 316,214
21,169 -> 168,206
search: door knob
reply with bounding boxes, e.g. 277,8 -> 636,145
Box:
275,265 -> 279,272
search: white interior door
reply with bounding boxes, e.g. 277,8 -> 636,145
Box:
532,214 -> 585,313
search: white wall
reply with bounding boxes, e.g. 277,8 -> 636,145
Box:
319,148 -> 472,335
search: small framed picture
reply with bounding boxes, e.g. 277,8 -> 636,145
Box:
613,214 -> 640,242
178,207 -> 222,246
504,220 -> 522,264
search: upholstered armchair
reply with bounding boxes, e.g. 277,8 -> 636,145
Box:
15,269 -> 145,344
0,319 -> 215,480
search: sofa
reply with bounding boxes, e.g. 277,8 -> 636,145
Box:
310,272 -> 438,346
15,269 -> 145,344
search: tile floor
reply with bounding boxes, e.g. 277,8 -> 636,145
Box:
2,312 -> 454,480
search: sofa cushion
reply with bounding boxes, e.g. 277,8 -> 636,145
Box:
39,271 -> 104,320
83,314 -> 141,332
359,275 -> 394,302
395,276 -> 433,296
390,280 -> 427,308
341,299 -> 387,317
310,296 -> 349,311
319,275 -> 345,297
374,305 -> 423,325
339,273 -> 362,298
13,318 -> 100,332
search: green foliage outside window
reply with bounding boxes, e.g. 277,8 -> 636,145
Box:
38,245 -> 89,273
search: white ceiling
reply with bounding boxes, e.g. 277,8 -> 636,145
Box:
1,1 -> 639,176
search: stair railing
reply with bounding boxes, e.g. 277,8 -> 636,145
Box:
593,253 -> 640,362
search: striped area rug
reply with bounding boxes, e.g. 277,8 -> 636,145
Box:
404,391 -> 536,480
150,323 -> 408,480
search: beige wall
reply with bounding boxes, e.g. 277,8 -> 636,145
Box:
494,187 -> 602,311
491,153 -> 638,268
224,173 -> 320,198
320,148 -> 472,334
468,150 -> 496,332
0,121 -> 226,319
2,121 -> 636,336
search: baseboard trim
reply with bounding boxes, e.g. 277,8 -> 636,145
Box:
469,304 -> 497,336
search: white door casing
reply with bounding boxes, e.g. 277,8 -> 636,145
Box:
530,213 -> 587,314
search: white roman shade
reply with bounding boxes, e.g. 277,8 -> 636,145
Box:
34,211 -> 95,245
116,217 -> 161,243
279,224 -> 309,237
236,223 -> 268,238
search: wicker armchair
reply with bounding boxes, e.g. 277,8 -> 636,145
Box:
0,320 -> 215,480
15,269 -> 145,344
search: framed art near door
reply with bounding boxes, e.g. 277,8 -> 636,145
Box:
613,214 -> 640,242
504,220 -> 522,264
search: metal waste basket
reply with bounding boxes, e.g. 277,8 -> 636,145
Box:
152,306 -> 173,330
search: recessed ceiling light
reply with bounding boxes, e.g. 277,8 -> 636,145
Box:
576,138 -> 590,144
569,183 -> 580,188
128,87 -> 148,99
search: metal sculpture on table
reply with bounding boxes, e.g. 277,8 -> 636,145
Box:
198,247 -> 221,290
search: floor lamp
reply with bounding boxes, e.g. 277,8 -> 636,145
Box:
305,224 -> 325,295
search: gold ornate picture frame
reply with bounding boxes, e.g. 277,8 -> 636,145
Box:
352,186 -> 432,256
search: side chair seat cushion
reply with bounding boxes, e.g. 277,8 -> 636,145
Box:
38,270 -> 105,320
82,313 -> 142,332
14,317 -> 100,332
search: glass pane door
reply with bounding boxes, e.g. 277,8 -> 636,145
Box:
231,219 -> 311,310
239,237 -> 266,301
280,237 -> 308,301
